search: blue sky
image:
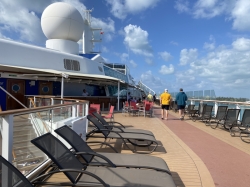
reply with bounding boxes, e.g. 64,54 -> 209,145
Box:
1,0 -> 250,98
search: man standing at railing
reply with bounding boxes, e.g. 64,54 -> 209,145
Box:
175,88 -> 188,120
160,89 -> 171,120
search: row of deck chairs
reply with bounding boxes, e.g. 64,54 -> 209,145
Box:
1,112 -> 176,186
122,101 -> 154,117
186,103 -> 250,143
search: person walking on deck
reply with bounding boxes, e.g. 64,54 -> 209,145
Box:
175,88 -> 187,120
160,89 -> 171,120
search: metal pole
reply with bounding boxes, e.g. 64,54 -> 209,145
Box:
0,86 -> 27,108
117,81 -> 120,110
61,76 -> 64,99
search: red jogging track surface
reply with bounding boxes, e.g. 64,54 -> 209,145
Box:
154,108 -> 250,187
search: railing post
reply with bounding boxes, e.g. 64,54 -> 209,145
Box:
51,98 -> 54,123
72,104 -> 76,118
236,104 -> 241,120
76,101 -> 80,117
85,101 -> 89,133
214,102 -> 218,116
2,114 -> 14,162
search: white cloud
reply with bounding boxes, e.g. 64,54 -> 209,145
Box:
231,0 -> 250,31
0,0 -> 88,45
105,0 -> 160,19
121,53 -> 129,62
159,64 -> 174,75
193,0 -> 228,19
179,37 -> 250,93
91,17 -> 115,42
101,46 -> 109,53
174,0 -> 190,13
170,41 -> 179,46
174,0 -> 250,31
129,60 -> 137,68
232,37 -> 250,51
203,35 -> 216,50
140,70 -> 165,89
179,48 -> 198,65
124,24 -> 153,57
145,58 -> 154,65
158,51 -> 172,62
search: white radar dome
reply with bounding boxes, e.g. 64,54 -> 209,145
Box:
41,2 -> 84,42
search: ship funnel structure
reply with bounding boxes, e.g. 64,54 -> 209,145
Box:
41,2 -> 84,54
82,9 -> 102,54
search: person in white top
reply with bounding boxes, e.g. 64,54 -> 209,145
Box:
82,89 -> 89,96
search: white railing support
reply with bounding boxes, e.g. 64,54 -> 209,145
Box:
236,104 -> 241,120
2,114 -> 14,162
72,105 -> 76,118
214,102 -> 218,116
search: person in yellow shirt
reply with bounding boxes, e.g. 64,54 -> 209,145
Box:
160,89 -> 171,120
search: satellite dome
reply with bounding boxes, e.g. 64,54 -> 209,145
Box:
41,2 -> 84,42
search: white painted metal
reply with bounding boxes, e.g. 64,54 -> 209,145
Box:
2,115 -> 14,162
46,39 -> 79,54
0,39 -> 105,75
41,2 -> 84,42
118,81 -> 120,110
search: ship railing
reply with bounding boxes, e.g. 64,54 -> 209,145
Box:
188,99 -> 250,121
0,100 -> 89,180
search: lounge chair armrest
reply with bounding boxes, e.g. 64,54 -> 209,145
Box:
31,169 -> 109,187
107,121 -> 125,128
87,141 -> 118,152
75,151 -> 116,167
103,125 -> 124,132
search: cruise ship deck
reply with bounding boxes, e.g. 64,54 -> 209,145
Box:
83,105 -> 250,187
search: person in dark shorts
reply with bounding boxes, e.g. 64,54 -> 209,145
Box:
175,88 -> 188,120
160,89 -> 171,120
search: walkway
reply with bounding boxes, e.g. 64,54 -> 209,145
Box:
106,106 -> 250,187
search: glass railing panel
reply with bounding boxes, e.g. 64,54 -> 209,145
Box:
52,106 -> 72,123
12,112 -> 50,175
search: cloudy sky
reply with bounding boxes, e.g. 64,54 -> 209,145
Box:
1,0 -> 250,98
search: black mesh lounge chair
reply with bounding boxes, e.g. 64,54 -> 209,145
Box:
55,125 -> 171,175
211,109 -> 240,130
0,155 -> 33,187
184,104 -> 195,116
31,133 -> 176,187
206,106 -> 228,126
228,109 -> 250,138
190,104 -> 207,122
87,115 -> 159,154
196,105 -> 213,123
92,112 -> 154,136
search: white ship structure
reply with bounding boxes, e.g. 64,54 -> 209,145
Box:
0,2 -> 151,111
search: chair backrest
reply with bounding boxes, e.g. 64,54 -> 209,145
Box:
145,103 -> 151,111
130,101 -> 137,109
187,105 -> 195,112
203,105 -> 213,117
241,109 -> 250,125
31,133 -> 85,184
104,105 -> 114,119
225,109 -> 241,123
200,103 -> 207,115
216,106 -> 228,120
0,156 -> 33,187
124,101 -> 129,107
90,104 -> 101,114
87,115 -> 109,137
55,125 -> 95,163
92,112 -> 112,130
